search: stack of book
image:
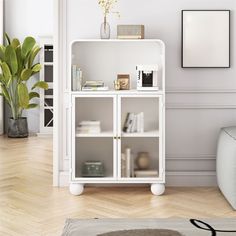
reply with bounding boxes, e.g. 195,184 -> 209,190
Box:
134,170 -> 158,178
123,112 -> 144,133
77,120 -> 101,134
121,148 -> 134,178
72,65 -> 82,91
82,80 -> 109,91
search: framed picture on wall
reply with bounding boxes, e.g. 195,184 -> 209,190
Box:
182,10 -> 230,68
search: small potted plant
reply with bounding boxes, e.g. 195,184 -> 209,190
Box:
0,34 -> 48,138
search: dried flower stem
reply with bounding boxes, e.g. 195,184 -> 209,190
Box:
98,0 -> 120,18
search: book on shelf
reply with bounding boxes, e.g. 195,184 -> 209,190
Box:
121,153 -> 126,177
123,112 -> 144,133
82,80 -> 109,91
79,121 -> 101,126
77,120 -> 101,134
134,170 -> 158,178
83,80 -> 104,86
72,65 -> 82,91
126,148 -> 131,178
82,86 -> 109,91
121,148 -> 134,178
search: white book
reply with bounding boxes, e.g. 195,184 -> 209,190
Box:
72,65 -> 77,91
125,148 -> 131,177
85,80 -> 104,85
130,154 -> 134,177
138,112 -> 144,133
121,153 -> 126,177
76,69 -> 82,91
79,121 -> 101,126
127,113 -> 135,133
137,113 -> 140,133
82,86 -> 109,91
131,114 -> 137,133
77,126 -> 101,131
77,128 -> 101,134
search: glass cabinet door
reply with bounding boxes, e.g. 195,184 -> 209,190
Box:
118,95 -> 163,180
71,95 -> 117,180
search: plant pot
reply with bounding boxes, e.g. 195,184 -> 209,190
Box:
8,117 -> 29,138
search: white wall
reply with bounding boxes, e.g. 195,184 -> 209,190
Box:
58,0 -> 236,186
4,0 -> 236,185
4,0 -> 53,133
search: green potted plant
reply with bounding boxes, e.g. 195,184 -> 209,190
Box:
0,34 -> 48,138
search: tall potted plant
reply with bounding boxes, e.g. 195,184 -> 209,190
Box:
0,34 -> 48,138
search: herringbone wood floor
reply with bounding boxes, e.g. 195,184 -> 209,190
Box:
0,136 -> 235,235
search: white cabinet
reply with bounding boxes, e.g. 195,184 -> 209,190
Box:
70,91 -> 165,195
68,40 -> 165,195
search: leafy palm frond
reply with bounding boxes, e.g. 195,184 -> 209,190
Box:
0,34 -> 48,119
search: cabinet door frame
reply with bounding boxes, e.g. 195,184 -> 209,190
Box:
39,37 -> 54,134
71,94 -> 117,182
117,94 -> 165,183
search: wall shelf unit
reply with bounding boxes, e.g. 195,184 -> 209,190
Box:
68,39 -> 165,195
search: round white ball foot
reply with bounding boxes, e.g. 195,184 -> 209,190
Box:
69,183 -> 84,196
151,183 -> 165,196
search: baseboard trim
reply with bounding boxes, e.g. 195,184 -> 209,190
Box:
166,104 -> 236,109
166,154 -> 215,160
166,88 -> 236,94
58,171 -> 217,187
166,171 -> 217,187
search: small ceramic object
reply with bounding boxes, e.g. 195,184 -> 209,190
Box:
136,152 -> 150,170
114,80 -> 121,90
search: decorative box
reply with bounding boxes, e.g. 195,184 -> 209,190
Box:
82,161 -> 105,177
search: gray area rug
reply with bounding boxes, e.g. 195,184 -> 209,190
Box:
98,229 -> 182,236
61,218 -> 236,236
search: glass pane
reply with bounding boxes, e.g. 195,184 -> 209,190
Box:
44,65 -> 53,82
121,137 -> 159,178
75,97 -> 113,134
44,98 -> 53,107
75,137 -> 113,178
121,97 -> 159,134
44,45 -> 53,62
44,109 -> 53,127
45,89 -> 53,96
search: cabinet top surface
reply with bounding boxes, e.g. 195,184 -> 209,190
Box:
70,90 -> 164,96
71,39 -> 165,46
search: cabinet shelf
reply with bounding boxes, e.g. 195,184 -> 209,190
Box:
71,90 -> 164,96
76,132 -> 114,138
122,130 -> 160,138
75,131 -> 160,138
74,177 -> 115,181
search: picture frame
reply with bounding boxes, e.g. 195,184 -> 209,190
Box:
117,74 -> 130,90
182,10 -> 230,68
